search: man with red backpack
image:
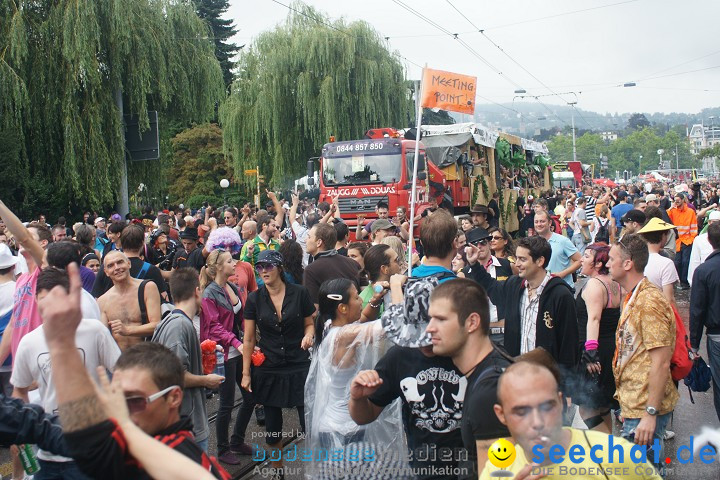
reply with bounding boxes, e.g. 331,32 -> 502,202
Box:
608,234 -> 678,475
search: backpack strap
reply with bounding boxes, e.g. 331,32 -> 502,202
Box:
138,280 -> 150,325
135,261 -> 151,280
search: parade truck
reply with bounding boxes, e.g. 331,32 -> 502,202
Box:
311,123 -> 550,239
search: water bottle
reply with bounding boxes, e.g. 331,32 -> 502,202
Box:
19,444 -> 40,474
214,349 -> 225,383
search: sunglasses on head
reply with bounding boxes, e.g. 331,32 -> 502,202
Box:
125,385 -> 179,414
255,263 -> 276,273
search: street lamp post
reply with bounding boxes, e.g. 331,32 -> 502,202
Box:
638,155 -> 643,175
568,101 -> 577,163
220,178 -> 229,206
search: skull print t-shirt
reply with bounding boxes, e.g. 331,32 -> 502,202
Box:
370,346 -> 467,479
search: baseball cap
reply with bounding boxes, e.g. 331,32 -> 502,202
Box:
371,219 -> 394,233
645,194 -> 658,202
709,211 -> 720,222
617,191 -> 628,200
621,209 -> 646,225
94,217 -> 106,225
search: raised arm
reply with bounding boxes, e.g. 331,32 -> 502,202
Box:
463,244 -> 508,306
0,200 -> 45,268
266,190 -> 284,227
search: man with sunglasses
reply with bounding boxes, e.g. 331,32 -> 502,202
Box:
11,267 -> 121,478
36,264 -> 230,479
465,228 -> 512,346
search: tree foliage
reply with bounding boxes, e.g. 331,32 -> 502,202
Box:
168,123 -> 235,202
627,113 -> 651,131
220,4 -> 413,188
422,109 -> 455,126
194,0 -> 239,87
0,0 -> 225,218
547,127 -> 696,176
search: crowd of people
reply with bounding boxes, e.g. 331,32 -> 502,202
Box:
0,176 -> 719,480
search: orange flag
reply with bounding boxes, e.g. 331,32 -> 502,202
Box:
421,68 -> 477,115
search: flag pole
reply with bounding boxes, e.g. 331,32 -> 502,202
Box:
407,68 -> 425,277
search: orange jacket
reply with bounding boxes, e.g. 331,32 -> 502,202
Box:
668,206 -> 698,250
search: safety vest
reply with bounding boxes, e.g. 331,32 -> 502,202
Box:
668,206 -> 698,250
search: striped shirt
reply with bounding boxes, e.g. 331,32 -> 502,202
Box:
519,272 -> 552,354
584,196 -> 597,222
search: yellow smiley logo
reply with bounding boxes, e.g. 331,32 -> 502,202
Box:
488,438 -> 516,469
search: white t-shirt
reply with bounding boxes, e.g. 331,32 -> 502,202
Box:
644,252 -> 679,288
292,221 -> 310,267
0,280 -> 17,373
14,255 -> 29,276
10,319 -> 121,462
81,289 -> 101,320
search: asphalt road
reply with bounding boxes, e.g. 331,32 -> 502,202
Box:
1,286 -> 718,479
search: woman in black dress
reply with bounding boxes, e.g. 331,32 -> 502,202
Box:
241,249 -> 315,478
575,242 -> 622,433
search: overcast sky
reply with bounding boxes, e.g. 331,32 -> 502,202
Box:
227,0 -> 720,115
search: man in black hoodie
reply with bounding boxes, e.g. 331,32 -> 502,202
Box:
464,236 -> 578,370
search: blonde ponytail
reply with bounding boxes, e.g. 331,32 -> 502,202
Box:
199,249 -> 226,291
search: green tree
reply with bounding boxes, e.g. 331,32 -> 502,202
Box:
220,4 -> 413,187
168,123 -> 236,203
194,0 -> 239,87
1,0 -> 225,218
627,113 -> 651,131
422,108 -> 455,125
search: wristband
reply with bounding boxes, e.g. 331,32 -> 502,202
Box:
369,302 -> 381,309
585,340 -> 599,351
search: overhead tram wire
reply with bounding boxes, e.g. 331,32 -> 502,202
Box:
269,0 -> 352,36
379,1 -> 642,39
269,0 -> 425,70
390,0 -> 526,92
444,0 -> 573,128
635,49 -> 720,82
483,0 -> 642,31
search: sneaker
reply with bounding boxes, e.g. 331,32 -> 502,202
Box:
255,405 -> 265,426
230,442 -> 255,455
678,284 -> 690,291
218,451 -> 242,465
664,430 -> 675,440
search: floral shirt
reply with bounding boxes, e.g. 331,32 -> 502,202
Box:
613,278 -> 679,417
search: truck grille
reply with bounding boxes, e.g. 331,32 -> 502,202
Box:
337,195 -> 387,214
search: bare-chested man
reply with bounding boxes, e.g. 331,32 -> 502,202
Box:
98,251 -> 161,351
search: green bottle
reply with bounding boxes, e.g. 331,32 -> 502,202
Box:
19,444 -> 40,474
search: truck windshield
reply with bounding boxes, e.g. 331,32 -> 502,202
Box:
323,153 -> 402,186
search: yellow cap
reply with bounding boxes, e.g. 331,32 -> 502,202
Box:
638,217 -> 675,233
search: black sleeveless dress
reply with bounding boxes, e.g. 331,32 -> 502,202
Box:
574,279 -> 620,410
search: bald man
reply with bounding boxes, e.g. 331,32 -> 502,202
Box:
97,251 -> 161,351
480,360 -> 661,479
